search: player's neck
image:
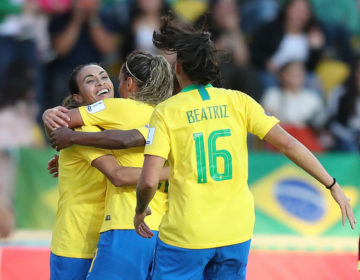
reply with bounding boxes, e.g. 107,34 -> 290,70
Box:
177,74 -> 197,91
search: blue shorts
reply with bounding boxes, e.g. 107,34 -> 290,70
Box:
87,229 -> 158,280
151,238 -> 251,280
50,252 -> 92,280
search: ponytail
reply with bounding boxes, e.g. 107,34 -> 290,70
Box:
122,51 -> 173,105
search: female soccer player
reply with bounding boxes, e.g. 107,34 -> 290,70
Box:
133,16 -> 356,280
48,63 -> 145,280
44,51 -> 173,279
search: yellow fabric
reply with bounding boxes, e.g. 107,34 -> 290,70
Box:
137,126 -> 149,140
172,0 -> 208,23
316,59 -> 350,96
145,85 -> 279,249
31,124 -> 46,148
79,98 -> 168,232
51,126 -> 111,259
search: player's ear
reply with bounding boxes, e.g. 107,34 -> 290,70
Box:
126,77 -> 133,91
72,93 -> 83,103
127,76 -> 138,93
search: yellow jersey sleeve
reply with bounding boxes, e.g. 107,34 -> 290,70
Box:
75,126 -> 113,163
78,99 -> 127,126
136,126 -> 149,140
79,100 -> 108,126
245,94 -> 279,139
144,110 -> 170,160
78,98 -> 155,131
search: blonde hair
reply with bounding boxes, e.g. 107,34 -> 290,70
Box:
122,51 -> 173,105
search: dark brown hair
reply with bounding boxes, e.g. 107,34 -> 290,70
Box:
153,15 -> 221,85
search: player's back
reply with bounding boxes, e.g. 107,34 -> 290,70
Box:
148,85 -> 279,249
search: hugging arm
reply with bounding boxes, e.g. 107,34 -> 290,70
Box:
44,105 -> 146,151
91,155 -> 169,187
42,106 -> 84,136
50,127 -> 146,151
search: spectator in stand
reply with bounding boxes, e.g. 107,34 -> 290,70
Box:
0,61 -> 45,238
45,0 -> 118,108
328,57 -> 360,152
0,0 -> 48,119
196,0 -> 262,100
309,0 -> 357,63
240,0 -> 279,34
261,61 -> 326,152
250,0 -> 325,92
0,0 -> 38,86
121,0 -> 174,61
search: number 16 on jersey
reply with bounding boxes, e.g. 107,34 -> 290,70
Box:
193,129 -> 233,184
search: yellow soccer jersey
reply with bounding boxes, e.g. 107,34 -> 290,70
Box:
51,126 -> 111,258
145,85 -> 279,249
100,150 -> 168,232
78,98 -> 168,232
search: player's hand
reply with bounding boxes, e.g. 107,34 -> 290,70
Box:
134,207 -> 154,238
330,184 -> 356,229
43,106 -> 70,131
0,196 -> 14,238
50,127 -> 75,151
47,154 -> 59,178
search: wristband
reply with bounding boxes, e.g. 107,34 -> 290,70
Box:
326,177 -> 336,190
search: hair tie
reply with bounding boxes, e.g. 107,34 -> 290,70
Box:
202,32 -> 211,41
125,61 -> 143,83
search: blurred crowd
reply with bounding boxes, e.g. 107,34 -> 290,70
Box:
1,0 -> 360,152
1,0 -> 360,236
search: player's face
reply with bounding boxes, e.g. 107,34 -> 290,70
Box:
76,65 -> 114,104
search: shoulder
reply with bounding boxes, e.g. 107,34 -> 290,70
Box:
105,98 -> 153,109
86,98 -> 151,111
206,86 -> 247,101
103,97 -> 136,105
154,94 -> 182,111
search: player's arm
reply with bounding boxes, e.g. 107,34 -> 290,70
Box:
134,155 -> 166,238
50,127 -> 145,151
263,124 -> 356,229
91,154 -> 169,187
42,106 -> 84,136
